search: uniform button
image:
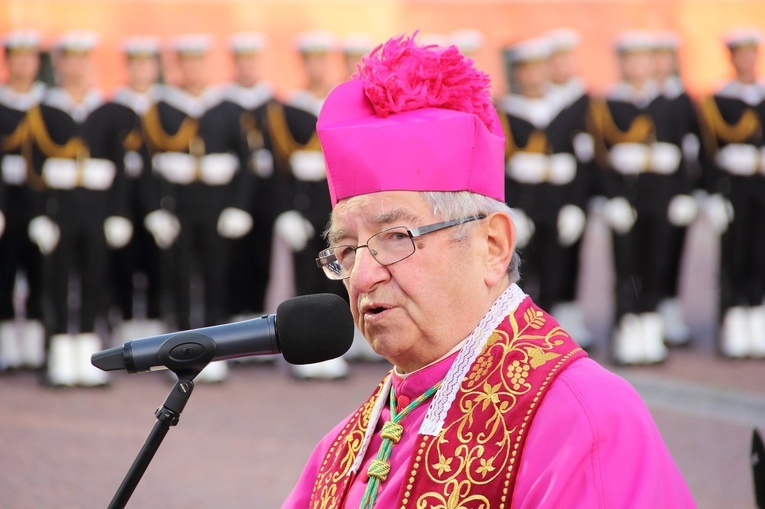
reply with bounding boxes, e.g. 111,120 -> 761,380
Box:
397,394 -> 411,412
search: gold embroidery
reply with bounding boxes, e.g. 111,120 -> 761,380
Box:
409,304 -> 583,509
523,308 -> 546,329
525,346 -> 561,369
420,479 -> 491,509
309,379 -> 387,508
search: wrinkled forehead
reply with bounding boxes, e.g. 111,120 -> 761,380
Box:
328,191 -> 432,243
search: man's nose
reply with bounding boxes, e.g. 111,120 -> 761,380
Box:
349,245 -> 387,292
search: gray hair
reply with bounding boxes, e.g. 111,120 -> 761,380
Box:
422,191 -> 521,284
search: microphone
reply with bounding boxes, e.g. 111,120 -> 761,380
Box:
91,293 -> 355,374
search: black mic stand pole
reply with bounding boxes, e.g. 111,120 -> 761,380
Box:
107,365 -> 205,508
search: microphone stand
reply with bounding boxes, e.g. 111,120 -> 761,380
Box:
107,369 -> 201,509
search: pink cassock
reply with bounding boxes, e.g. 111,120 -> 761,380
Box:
282,355 -> 696,508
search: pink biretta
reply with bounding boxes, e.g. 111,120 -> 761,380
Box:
316,33 -> 506,206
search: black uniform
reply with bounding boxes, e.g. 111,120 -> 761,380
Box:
104,86 -> 162,324
698,81 -> 765,316
221,82 -> 278,316
28,88 -> 128,336
498,86 -> 591,312
143,85 -> 251,330
0,82 -> 46,327
660,76 -> 702,304
590,82 -> 694,319
267,91 -> 345,301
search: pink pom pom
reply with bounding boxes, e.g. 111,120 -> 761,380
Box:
354,33 -> 497,133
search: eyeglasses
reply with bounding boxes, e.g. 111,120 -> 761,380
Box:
316,215 -> 486,280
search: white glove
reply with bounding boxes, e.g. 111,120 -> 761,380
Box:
557,204 -> 586,246
289,150 -> 326,181
704,193 -> 734,233
144,210 -> 181,249
217,207 -> 253,239
667,194 -> 699,227
603,197 -> 636,234
509,208 -> 535,249
0,211 -> 5,239
28,216 -> 60,254
275,210 -> 314,252
104,216 -> 133,249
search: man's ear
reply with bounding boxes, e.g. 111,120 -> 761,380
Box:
483,212 -> 514,286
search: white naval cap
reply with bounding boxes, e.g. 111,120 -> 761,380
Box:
3,28 -> 41,51
295,29 -> 336,54
228,31 -> 268,54
614,29 -> 657,54
417,32 -> 450,48
449,28 -> 485,54
122,35 -> 161,57
653,30 -> 681,51
545,28 -> 581,53
172,33 -> 212,56
507,36 -> 553,64
341,32 -> 375,56
723,26 -> 763,49
53,29 -> 99,54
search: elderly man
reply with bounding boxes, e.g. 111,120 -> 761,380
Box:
283,34 -> 694,508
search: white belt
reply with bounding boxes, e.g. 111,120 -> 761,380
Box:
42,157 -> 116,190
506,152 -> 576,185
2,154 -> 27,185
199,153 -> 238,185
153,152 -> 239,185
609,142 -> 681,175
650,142 -> 682,174
289,150 -> 326,181
715,144 -> 760,176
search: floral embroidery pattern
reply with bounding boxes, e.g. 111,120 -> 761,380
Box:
404,300 -> 585,509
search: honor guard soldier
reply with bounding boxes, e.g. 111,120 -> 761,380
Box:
269,29 -> 350,379
104,36 -> 166,342
497,36 -> 592,348
698,27 -> 765,358
28,30 -> 124,386
143,34 -> 252,382
652,30 -> 700,347
544,28 -> 597,346
0,29 -> 46,372
221,31 -> 278,323
590,30 -> 696,364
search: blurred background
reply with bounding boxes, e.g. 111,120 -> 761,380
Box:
2,0 -> 765,97
2,1 -> 765,508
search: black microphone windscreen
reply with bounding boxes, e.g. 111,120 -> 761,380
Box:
276,293 -> 355,365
